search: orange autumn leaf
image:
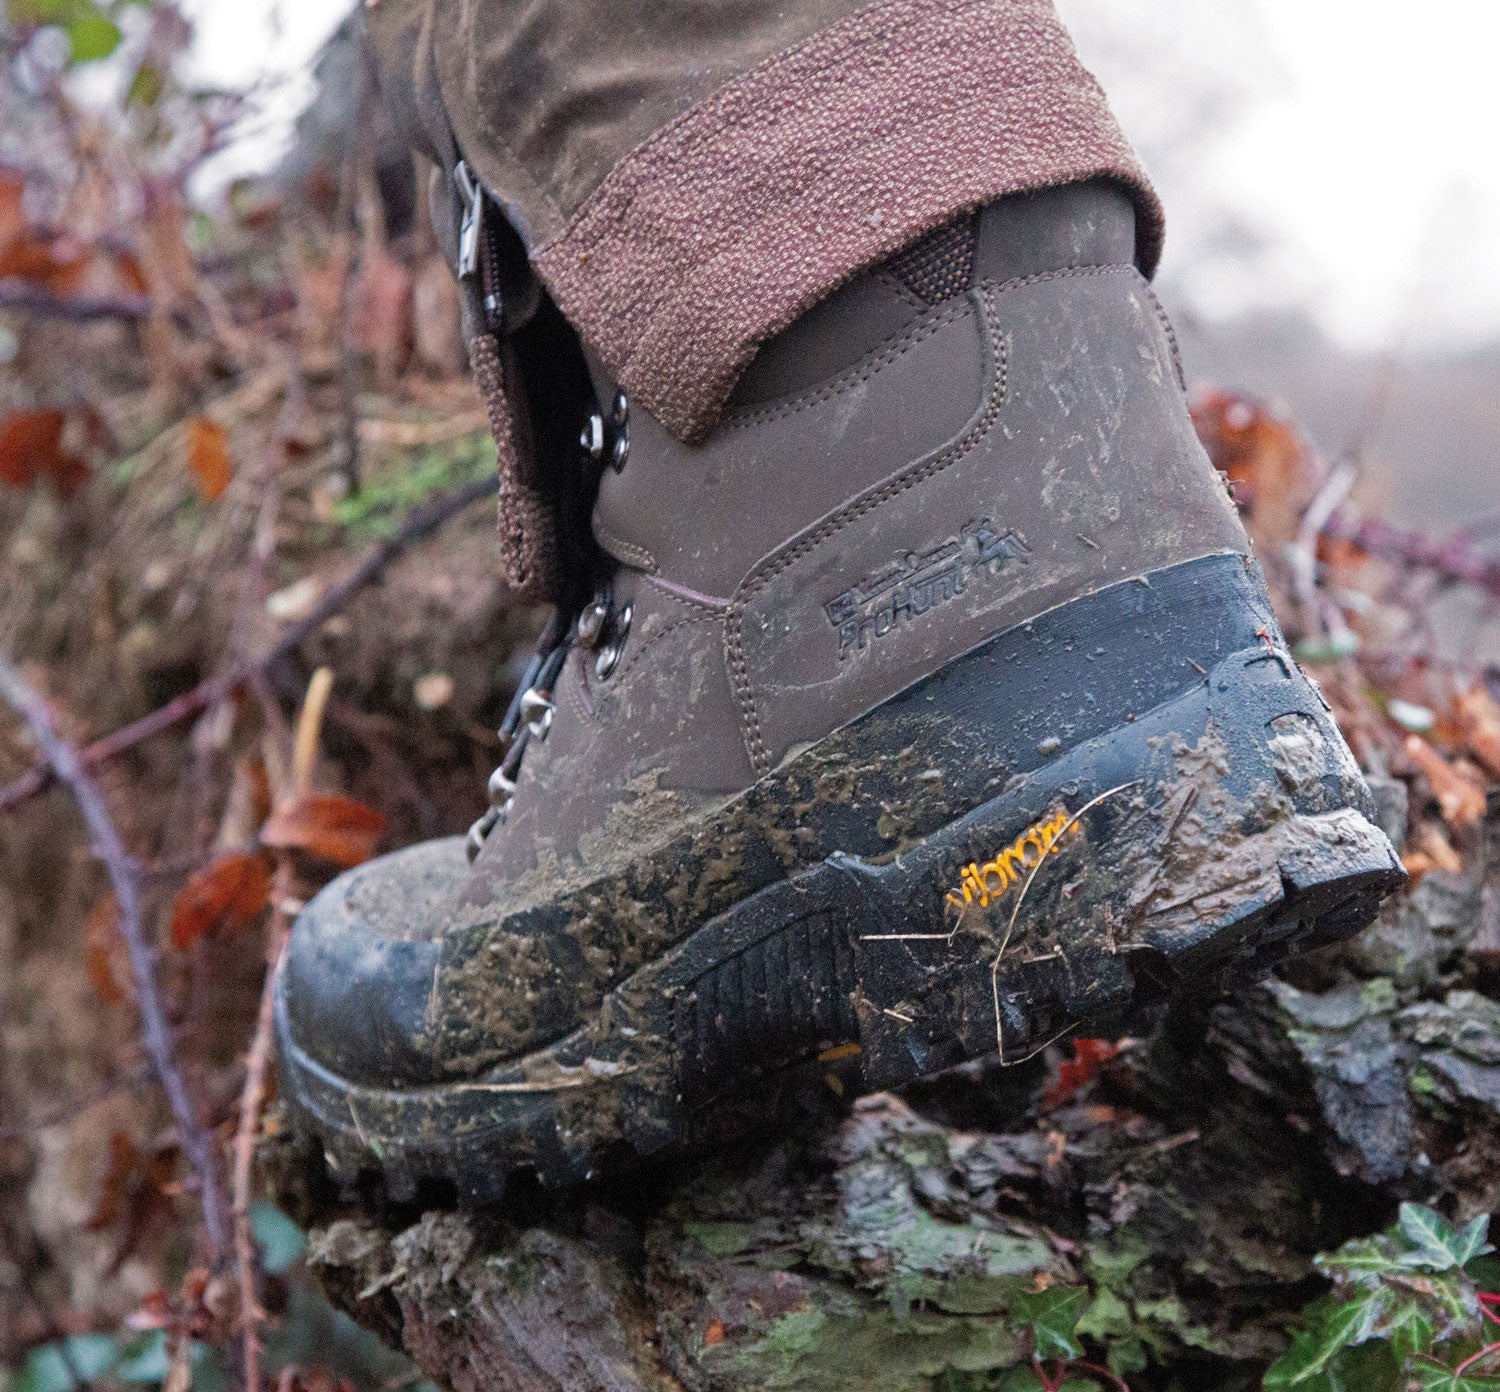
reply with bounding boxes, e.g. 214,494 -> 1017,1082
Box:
703,1320 -> 727,1347
0,409 -> 62,489
261,794 -> 387,868
85,1132 -> 180,1252
0,408 -> 89,498
84,893 -> 128,1006
1402,822 -> 1464,887
86,1131 -> 140,1231
0,230 -> 91,294
185,416 -> 232,501
1404,734 -> 1486,830
1043,1038 -> 1122,1110
111,247 -> 150,295
169,851 -> 272,950
1453,684 -> 1500,780
0,168 -> 24,249
1190,390 -> 1321,554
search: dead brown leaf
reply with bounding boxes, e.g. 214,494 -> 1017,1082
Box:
1453,684 -> 1500,780
0,408 -> 89,498
86,1131 -> 141,1231
0,168 -> 24,249
185,415 -> 232,501
1191,390 -> 1323,555
84,893 -> 128,1006
169,851 -> 272,950
260,794 -> 387,868
1404,735 -> 1487,830
0,230 -> 92,294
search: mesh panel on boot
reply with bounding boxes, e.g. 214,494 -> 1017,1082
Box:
887,216 -> 977,305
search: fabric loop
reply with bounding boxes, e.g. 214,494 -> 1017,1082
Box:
469,332 -> 562,604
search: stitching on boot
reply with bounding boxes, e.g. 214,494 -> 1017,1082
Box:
574,587 -> 726,723
609,610 -> 725,696
726,280 -> 1007,773
724,263 -> 1143,773
875,268 -> 928,313
1138,279 -> 1186,391
642,573 -> 728,616
721,296 -> 976,431
594,526 -> 660,574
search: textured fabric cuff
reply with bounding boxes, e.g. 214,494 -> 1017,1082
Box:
533,0 -> 1163,443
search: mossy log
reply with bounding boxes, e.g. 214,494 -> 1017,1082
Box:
266,800 -> 1500,1391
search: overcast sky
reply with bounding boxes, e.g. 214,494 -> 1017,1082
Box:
181,0 -> 1500,355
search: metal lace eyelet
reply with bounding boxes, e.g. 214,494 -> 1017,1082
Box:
578,598 -> 609,648
594,602 -> 632,680
487,765 -> 518,805
608,391 -> 630,472
519,687 -> 555,740
580,412 -> 605,458
466,805 -> 501,860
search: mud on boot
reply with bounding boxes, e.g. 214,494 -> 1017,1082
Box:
274,180 -> 1404,1198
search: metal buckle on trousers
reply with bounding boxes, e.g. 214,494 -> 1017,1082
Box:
453,159 -> 485,281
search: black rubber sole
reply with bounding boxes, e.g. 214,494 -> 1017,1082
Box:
274,555 -> 1405,1199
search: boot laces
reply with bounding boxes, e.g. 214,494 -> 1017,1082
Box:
465,394 -> 634,861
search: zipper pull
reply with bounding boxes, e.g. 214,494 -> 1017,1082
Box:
453,160 -> 485,281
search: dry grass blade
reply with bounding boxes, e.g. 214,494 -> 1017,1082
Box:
990,782 -> 1137,1064
232,665 -> 336,1392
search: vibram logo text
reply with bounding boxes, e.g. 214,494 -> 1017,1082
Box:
945,808 -> 1079,913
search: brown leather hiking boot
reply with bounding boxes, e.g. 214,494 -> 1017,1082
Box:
275,181 -> 1404,1197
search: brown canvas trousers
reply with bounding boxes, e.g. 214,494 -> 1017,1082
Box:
366,0 -> 1162,446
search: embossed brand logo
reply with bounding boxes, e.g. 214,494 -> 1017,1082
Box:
823,520 -> 1029,661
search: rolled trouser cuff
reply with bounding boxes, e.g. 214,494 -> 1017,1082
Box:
533,0 -> 1163,442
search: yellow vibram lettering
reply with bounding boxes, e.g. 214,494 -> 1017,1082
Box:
946,809 -> 1078,914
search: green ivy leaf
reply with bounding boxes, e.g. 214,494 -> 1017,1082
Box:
1324,1339 -> 1404,1392
250,1199 -> 306,1274
1321,1238 -> 1403,1278
15,1336 -> 119,1392
1399,1205 -> 1487,1272
1266,1291 -> 1388,1387
1453,1216 -> 1497,1267
1264,1330 -> 1339,1390
1410,1358 -> 1500,1391
1386,1302 -> 1438,1361
112,1331 -> 169,1384
1013,1285 -> 1088,1362
64,9 -> 121,63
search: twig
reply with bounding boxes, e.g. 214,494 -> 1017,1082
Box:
0,473 -> 500,811
1291,462 -> 1358,609
0,658 -> 231,1263
1325,510 -> 1500,601
332,57 -> 374,496
357,407 -> 488,448
0,279 -> 153,321
233,668 -> 332,1392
